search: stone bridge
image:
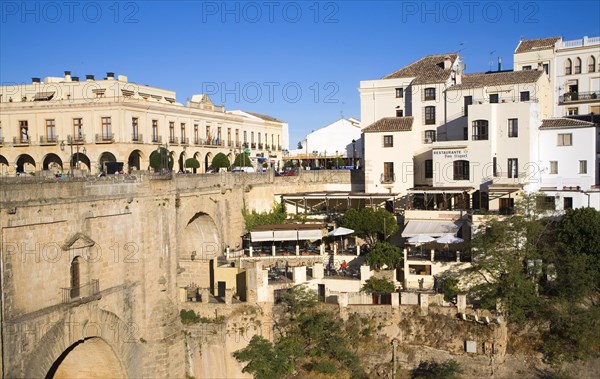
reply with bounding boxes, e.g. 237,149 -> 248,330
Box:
0,170 -> 359,378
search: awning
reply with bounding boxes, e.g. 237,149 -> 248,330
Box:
402,220 -> 463,237
298,229 -> 323,241
273,230 -> 298,241
33,92 -> 55,101
250,231 -> 274,242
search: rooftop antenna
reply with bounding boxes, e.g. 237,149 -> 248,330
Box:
488,50 -> 496,72
458,41 -> 466,53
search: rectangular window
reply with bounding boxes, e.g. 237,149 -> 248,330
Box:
383,162 -> 394,183
520,91 -> 530,101
424,130 -> 436,143
508,119 -> 518,137
543,63 -> 549,75
169,122 -> 175,143
557,133 -> 572,146
424,106 -> 436,125
396,109 -> 403,117
395,88 -> 403,98
472,120 -> 489,140
73,118 -> 83,141
228,128 -> 232,146
180,123 -> 186,140
46,119 -> 56,142
522,65 -> 532,70
567,107 -> 578,116
536,196 -> 556,211
251,132 -> 254,143
464,96 -> 472,116
424,87 -> 436,101
453,160 -> 470,180
489,94 -> 499,103
564,197 -> 573,210
101,117 -> 111,140
194,124 -> 199,144
206,126 -> 211,142
244,131 -> 247,144
152,120 -> 158,142
579,160 -> 587,174
19,120 -> 28,142
132,118 -> 139,141
236,129 -> 240,145
508,158 -> 518,178
383,135 -> 393,147
217,126 -> 222,144
550,161 -> 558,174
425,159 -> 433,179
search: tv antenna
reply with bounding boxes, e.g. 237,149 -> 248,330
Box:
489,50 -> 496,72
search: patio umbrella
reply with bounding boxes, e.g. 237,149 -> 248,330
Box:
328,227 -> 354,237
406,234 -> 435,244
434,235 -> 464,244
328,227 -> 354,254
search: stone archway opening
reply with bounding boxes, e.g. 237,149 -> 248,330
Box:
204,152 -> 213,173
43,153 -> 63,172
127,149 -> 144,173
16,154 -> 36,174
45,337 -> 126,379
0,155 -> 9,175
98,152 -> 117,173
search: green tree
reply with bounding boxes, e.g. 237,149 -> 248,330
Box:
149,147 -> 174,171
342,208 -> 398,247
185,157 -> 200,170
411,360 -> 463,379
361,276 -> 395,294
365,242 -> 403,270
211,153 -> 230,169
439,278 -> 459,303
242,203 -> 287,230
233,335 -> 291,379
233,153 -> 252,167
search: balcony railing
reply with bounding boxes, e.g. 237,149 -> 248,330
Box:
40,135 -> 59,145
381,173 -> 396,184
565,67 -> 572,75
152,135 -> 162,144
265,144 -> 270,150
472,134 -> 489,141
61,279 -> 100,303
425,118 -> 436,125
258,143 -> 263,149
251,142 -> 256,148
181,137 -> 189,145
69,134 -> 86,144
590,64 -> 597,73
13,137 -> 30,145
574,66 -> 581,74
132,133 -> 143,143
169,136 -> 178,144
95,133 -> 114,143
559,91 -> 599,104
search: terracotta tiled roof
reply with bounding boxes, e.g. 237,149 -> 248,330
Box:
515,37 -> 561,54
447,70 -> 543,91
382,53 -> 458,84
362,117 -> 413,133
539,118 -> 597,129
245,111 -> 284,123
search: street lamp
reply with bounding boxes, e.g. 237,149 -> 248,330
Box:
335,150 -> 339,169
352,139 -> 356,169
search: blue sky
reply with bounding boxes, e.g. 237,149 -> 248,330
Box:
1,1 -> 599,146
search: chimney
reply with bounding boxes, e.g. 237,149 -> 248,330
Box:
32,77 -> 41,83
443,55 -> 452,70
498,56 -> 502,71
86,74 -> 95,81
106,72 -> 115,80
64,70 -> 72,81
72,76 -> 80,82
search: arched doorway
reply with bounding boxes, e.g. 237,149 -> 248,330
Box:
178,151 -> 186,173
0,155 -> 9,176
70,151 -> 91,172
98,152 -> 117,173
16,154 -> 36,174
181,212 -> 221,291
127,150 -> 144,173
46,337 -> 127,379
204,152 -> 213,173
43,153 -> 63,172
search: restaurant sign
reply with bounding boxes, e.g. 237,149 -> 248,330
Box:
433,148 -> 468,160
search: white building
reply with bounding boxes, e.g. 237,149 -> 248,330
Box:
287,117 -> 363,168
513,35 -> 600,117
538,117 -> 600,210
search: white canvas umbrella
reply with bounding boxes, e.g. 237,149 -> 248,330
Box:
328,227 -> 354,254
406,234 -> 435,244
434,235 -> 464,244
328,227 -> 354,237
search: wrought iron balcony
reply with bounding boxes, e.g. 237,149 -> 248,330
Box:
13,137 -> 30,145
472,134 -> 489,141
559,91 -> 599,104
61,279 -> 100,303
132,133 -> 143,143
169,136 -> 179,144
381,173 -> 396,184
152,135 -> 162,144
181,137 -> 189,145
95,133 -> 114,143
40,135 -> 59,145
69,134 -> 86,144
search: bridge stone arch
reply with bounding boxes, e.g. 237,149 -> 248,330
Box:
24,309 -> 141,379
181,211 -> 221,261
